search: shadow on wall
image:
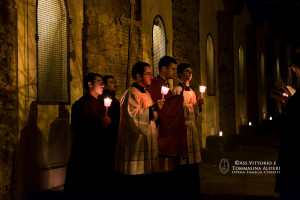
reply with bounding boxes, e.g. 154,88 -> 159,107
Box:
14,101 -> 49,200
48,105 -> 72,166
14,102 -> 73,200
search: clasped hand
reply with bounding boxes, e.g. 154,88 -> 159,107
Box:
197,94 -> 204,106
157,99 -> 165,110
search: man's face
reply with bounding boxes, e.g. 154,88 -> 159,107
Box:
291,65 -> 300,77
104,78 -> 117,92
141,66 -> 153,87
180,67 -> 192,81
165,63 -> 177,79
90,76 -> 104,95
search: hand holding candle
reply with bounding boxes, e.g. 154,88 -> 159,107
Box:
104,98 -> 112,116
197,85 -> 206,106
161,86 -> 170,100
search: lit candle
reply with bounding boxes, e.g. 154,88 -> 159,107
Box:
104,98 -> 112,116
219,131 -> 223,137
249,122 -> 252,126
269,117 -> 272,121
282,93 -> 288,97
199,85 -> 206,93
161,86 -> 169,100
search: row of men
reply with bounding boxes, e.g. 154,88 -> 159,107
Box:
64,56 -> 204,199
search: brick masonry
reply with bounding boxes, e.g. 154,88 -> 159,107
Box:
172,0 -> 201,91
0,0 -> 18,199
82,0 -> 143,100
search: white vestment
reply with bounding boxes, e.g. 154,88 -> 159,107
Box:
115,86 -> 160,175
173,85 -> 202,164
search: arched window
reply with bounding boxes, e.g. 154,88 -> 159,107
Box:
206,34 -> 215,95
260,52 -> 265,91
238,44 -> 245,93
37,0 -> 70,104
152,16 -> 166,76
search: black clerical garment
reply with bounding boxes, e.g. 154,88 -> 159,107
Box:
98,90 -> 120,172
276,87 -> 300,199
64,94 -> 113,195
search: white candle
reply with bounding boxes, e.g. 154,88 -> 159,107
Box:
104,98 -> 112,107
199,85 -> 206,93
161,86 -> 169,100
219,131 -> 223,137
249,122 -> 252,126
161,86 -> 169,95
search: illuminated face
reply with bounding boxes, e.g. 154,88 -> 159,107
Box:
104,78 -> 117,92
90,76 -> 104,96
165,63 -> 177,79
180,67 -> 192,81
141,66 -> 153,87
291,65 -> 300,77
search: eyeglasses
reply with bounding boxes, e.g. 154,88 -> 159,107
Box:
143,72 -> 153,76
94,80 -> 104,86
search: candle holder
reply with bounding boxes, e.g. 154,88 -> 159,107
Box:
199,85 -> 206,93
104,98 -> 112,116
161,86 -> 169,100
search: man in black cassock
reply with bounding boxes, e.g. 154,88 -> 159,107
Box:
64,73 -> 112,198
98,75 -> 120,176
276,53 -> 300,200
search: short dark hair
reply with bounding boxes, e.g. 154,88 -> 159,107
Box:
158,56 -> 177,72
177,63 -> 191,78
131,62 -> 150,80
102,75 -> 114,85
83,73 -> 102,92
290,53 -> 300,67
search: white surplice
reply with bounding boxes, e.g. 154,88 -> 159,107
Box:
115,86 -> 160,175
173,85 -> 202,164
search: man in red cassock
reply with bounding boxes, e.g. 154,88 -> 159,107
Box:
147,56 -> 187,171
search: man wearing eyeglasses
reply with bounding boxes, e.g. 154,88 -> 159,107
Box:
64,73 -> 112,198
146,56 -> 187,168
98,75 -> 120,188
276,53 -> 300,200
115,62 -> 164,198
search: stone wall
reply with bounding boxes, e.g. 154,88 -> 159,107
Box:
217,0 -> 236,136
0,0 -> 17,199
172,0 -> 200,91
83,0 -> 143,99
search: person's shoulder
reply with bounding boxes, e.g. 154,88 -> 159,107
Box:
151,77 -> 164,85
72,94 -> 90,108
190,87 -> 196,93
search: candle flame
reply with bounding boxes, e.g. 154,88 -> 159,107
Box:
104,98 -> 112,107
161,86 -> 170,95
199,85 -> 206,93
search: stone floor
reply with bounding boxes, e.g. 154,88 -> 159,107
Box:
26,131 -> 281,200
